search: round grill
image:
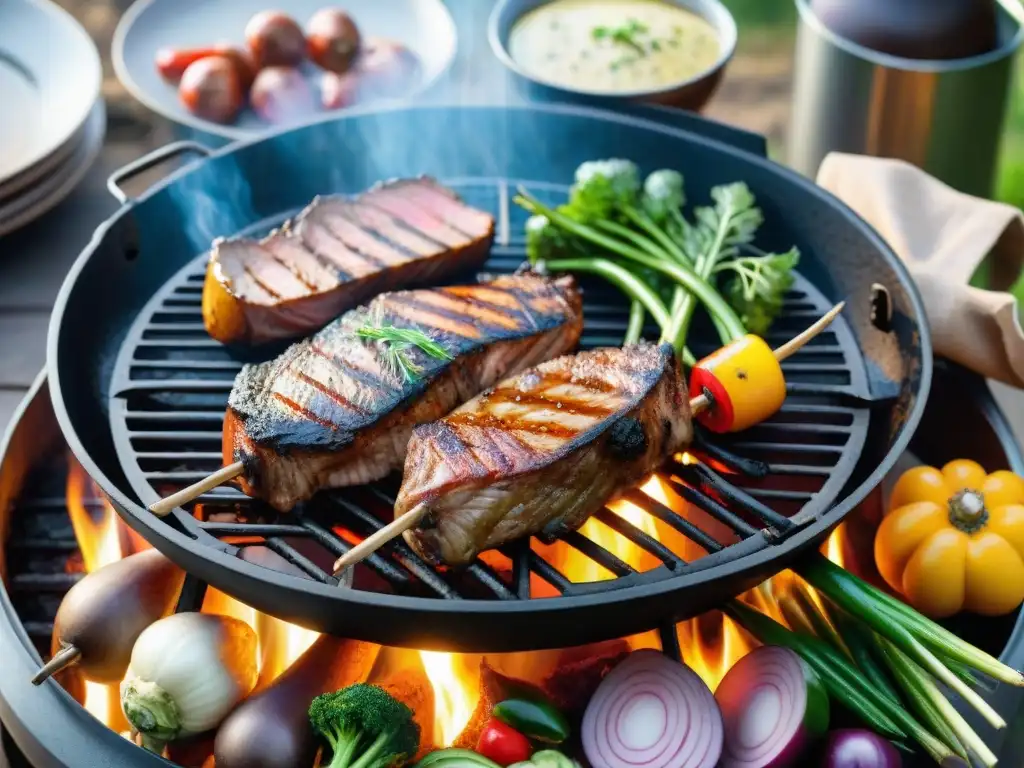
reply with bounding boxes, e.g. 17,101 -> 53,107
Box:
105,177 -> 871,650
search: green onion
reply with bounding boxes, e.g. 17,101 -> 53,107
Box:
725,601 -> 964,766
828,605 -> 903,708
789,581 -> 852,660
726,602 -> 905,740
876,637 -> 989,766
622,208 -> 691,266
596,219 -> 668,262
777,595 -> 818,639
624,301 -> 646,345
798,556 -> 1024,690
537,257 -> 696,365
537,257 -> 670,331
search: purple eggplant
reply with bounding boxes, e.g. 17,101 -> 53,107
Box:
214,635 -> 380,768
33,549 -> 184,685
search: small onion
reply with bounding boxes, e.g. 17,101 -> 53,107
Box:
822,730 -> 903,768
581,649 -> 723,768
715,646 -> 829,768
120,613 -> 258,754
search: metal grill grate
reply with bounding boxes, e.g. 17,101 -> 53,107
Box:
104,178 -> 874,648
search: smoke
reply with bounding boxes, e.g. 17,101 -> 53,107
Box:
164,150 -> 259,255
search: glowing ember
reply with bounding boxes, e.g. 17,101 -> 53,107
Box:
419,651 -> 477,746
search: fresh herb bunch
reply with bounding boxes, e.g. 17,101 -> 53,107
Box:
516,158 -> 799,363
356,323 -> 453,383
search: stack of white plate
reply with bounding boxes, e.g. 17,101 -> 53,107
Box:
0,0 -> 105,239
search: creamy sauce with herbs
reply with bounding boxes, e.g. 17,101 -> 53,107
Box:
509,0 -> 720,94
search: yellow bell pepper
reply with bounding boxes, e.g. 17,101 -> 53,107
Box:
875,460 -> 1024,618
690,335 -> 787,433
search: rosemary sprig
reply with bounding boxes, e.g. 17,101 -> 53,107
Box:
356,325 -> 453,383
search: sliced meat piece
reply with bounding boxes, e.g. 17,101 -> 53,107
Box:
396,344 -> 692,567
364,177 -> 495,242
202,177 -> 495,346
224,273 -> 583,511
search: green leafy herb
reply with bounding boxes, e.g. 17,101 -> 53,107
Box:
716,247 -> 799,336
356,324 -> 452,383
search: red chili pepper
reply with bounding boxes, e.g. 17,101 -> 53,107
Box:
477,717 -> 532,766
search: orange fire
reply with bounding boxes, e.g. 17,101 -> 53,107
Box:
63,448 -> 852,754
64,458 -> 318,732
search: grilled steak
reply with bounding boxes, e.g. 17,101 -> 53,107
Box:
396,344 -> 691,567
224,274 -> 583,510
202,177 -> 495,345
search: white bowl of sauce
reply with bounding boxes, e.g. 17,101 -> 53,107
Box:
489,0 -> 737,110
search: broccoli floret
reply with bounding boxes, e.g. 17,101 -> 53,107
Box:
309,684 -> 420,768
525,213 -> 586,265
565,159 -> 641,222
640,169 -> 685,225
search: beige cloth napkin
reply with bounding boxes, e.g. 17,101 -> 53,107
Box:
817,153 -> 1024,388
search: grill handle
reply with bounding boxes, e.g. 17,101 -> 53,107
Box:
106,141 -> 213,204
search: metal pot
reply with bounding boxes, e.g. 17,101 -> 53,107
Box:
788,0 -> 1023,197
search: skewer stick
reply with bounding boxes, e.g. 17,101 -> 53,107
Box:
148,461 -> 245,517
333,302 -> 848,576
690,301 -> 846,416
332,503 -> 429,574
148,304 -> 847,563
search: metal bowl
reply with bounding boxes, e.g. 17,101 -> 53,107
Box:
488,0 -> 737,112
112,0 -> 458,142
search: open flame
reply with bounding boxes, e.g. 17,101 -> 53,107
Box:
419,651 -> 479,747
62,449 -> 855,755
64,458 -> 318,732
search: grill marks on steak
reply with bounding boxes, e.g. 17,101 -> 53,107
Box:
225,274 -> 584,511
202,177 -> 495,345
396,344 -> 692,567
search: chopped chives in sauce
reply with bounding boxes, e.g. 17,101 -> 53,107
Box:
509,0 -> 720,93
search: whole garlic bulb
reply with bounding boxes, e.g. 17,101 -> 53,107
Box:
120,613 -> 258,753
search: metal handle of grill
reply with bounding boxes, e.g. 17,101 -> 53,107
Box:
106,141 -> 214,204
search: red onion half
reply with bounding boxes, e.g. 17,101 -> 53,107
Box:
715,646 -> 830,768
581,649 -> 723,768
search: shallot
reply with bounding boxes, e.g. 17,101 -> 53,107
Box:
715,645 -> 829,767
120,613 -> 258,753
581,649 -> 723,768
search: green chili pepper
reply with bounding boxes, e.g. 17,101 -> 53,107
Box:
493,699 -> 571,744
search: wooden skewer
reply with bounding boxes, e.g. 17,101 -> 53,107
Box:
148,460 -> 244,517
149,303 -> 847,559
333,301 -> 848,576
690,300 -> 845,416
332,503 -> 429,574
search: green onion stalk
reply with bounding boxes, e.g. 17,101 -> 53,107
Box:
726,601 -> 970,767
755,568 -> 1022,766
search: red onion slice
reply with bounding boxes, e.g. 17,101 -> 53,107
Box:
715,646 -> 830,768
581,649 -> 723,768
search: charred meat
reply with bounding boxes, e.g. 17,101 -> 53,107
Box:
225,274 -> 583,510
202,177 -> 495,345
397,344 -> 692,566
